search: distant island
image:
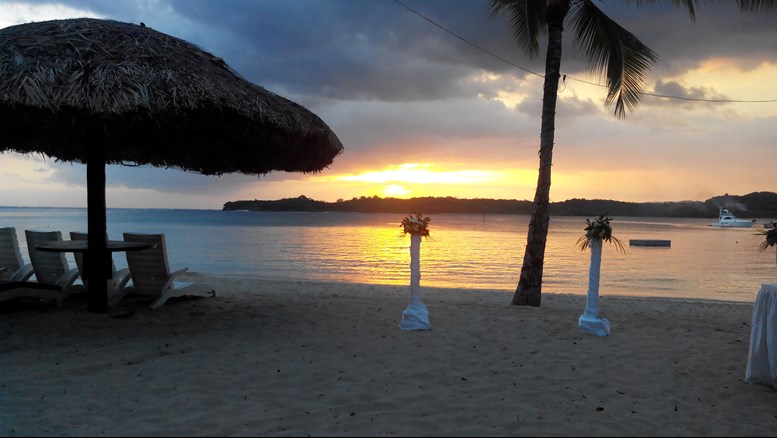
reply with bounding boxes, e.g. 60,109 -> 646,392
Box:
223,191 -> 777,218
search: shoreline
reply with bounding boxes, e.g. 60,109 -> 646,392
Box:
189,272 -> 767,305
1,275 -> 775,436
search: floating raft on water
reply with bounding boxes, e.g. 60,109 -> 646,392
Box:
629,239 -> 671,247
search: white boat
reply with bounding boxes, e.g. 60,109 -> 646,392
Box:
709,207 -> 756,228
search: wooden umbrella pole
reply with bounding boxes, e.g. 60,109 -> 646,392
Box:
86,140 -> 110,312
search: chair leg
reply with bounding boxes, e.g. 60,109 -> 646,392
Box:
149,293 -> 170,310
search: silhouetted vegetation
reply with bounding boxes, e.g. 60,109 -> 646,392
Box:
223,192 -> 777,218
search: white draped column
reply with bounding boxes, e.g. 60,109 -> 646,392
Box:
579,238 -> 610,336
400,234 -> 431,331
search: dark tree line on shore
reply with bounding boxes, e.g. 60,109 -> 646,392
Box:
223,191 -> 777,219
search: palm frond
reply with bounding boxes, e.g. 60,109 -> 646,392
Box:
489,0 -> 546,58
577,233 -> 593,252
609,235 -> 627,254
757,226 -> 777,252
621,0 -> 777,17
737,0 -> 777,12
569,1 -> 658,118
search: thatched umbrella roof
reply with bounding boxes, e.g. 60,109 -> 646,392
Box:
0,18 -> 344,312
0,18 -> 343,173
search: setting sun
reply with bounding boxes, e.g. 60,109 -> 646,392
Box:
383,185 -> 409,197
294,163 -> 543,201
337,163 -> 495,186
325,163 -> 530,199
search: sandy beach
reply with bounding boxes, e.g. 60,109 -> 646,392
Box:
1,274 -> 775,436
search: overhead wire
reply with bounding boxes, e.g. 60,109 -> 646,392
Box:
564,75 -> 777,103
391,0 -> 543,78
391,0 -> 777,104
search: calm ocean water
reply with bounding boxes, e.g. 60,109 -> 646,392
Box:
1,207 -> 775,302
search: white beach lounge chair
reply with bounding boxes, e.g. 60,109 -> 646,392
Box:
0,280 -> 67,306
69,232 -> 133,307
0,227 -> 34,283
123,233 -> 214,309
21,230 -> 81,306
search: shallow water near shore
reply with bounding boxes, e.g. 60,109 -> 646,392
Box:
1,207 -> 774,302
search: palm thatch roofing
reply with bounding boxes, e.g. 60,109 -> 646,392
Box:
0,18 -> 343,174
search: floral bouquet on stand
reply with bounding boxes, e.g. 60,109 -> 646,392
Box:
399,212 -> 432,331
577,215 -> 625,336
401,212 -> 430,237
758,224 -> 777,268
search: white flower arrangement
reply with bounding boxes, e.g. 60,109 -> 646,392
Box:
758,224 -> 777,252
577,214 -> 625,253
401,212 -> 431,237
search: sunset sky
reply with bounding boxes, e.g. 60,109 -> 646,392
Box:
1,0 -> 775,209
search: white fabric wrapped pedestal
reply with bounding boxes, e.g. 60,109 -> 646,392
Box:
745,284 -> 777,389
400,300 -> 431,331
578,313 -> 611,337
400,234 -> 431,331
579,238 -> 611,336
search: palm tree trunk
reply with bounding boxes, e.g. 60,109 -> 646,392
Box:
513,1 -> 569,307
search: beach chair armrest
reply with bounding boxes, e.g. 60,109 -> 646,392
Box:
168,268 -> 189,280
10,264 -> 34,282
114,267 -> 132,290
58,268 -> 80,290
160,268 -> 189,292
107,267 -> 134,307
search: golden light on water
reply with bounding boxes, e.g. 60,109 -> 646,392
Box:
278,215 -> 776,301
294,221 -> 420,286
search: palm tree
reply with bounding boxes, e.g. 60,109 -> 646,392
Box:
489,0 -> 775,307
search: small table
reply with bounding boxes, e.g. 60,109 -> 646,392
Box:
746,284 -> 777,389
35,240 -> 155,312
36,240 -> 154,253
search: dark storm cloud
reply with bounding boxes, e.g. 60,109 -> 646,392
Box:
14,0 -> 770,107
12,0 -> 126,15
14,0 -> 776,98
163,0 -> 544,101
590,4 -> 777,77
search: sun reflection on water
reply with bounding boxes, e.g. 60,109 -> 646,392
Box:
4,207 -> 774,302
218,213 -> 775,302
